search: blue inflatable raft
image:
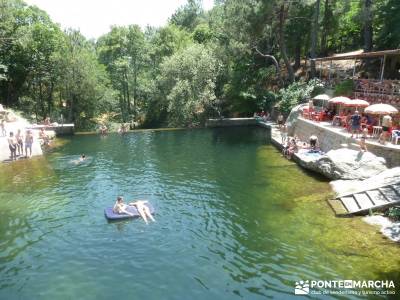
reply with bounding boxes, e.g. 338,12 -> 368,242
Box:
104,203 -> 155,220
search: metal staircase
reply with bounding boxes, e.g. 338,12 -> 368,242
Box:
328,183 -> 400,216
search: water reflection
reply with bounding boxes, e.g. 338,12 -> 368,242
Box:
0,128 -> 399,299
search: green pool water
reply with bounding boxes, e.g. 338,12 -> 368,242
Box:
0,127 -> 399,299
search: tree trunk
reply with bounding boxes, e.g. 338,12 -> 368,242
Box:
68,94 -> 75,122
254,47 -> 283,87
125,68 -> 131,115
278,3 -> 294,83
133,65 -> 137,122
320,0 -> 330,56
294,41 -> 301,70
363,0 -> 373,52
47,81 -> 54,117
310,0 -> 321,78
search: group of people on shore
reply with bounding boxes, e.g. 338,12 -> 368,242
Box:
332,110 -> 395,145
281,133 -> 322,160
280,118 -> 369,158
6,129 -> 34,161
254,110 -> 270,122
99,123 -> 131,135
4,127 -> 51,161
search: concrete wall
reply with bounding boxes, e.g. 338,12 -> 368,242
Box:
291,118 -> 400,167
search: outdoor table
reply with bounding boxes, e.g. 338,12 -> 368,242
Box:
372,126 -> 382,138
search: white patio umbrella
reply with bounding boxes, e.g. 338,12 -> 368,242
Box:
364,103 -> 399,126
343,99 -> 370,109
312,94 -> 331,108
328,96 -> 351,104
364,103 -> 399,115
313,94 -> 331,101
329,96 -> 351,113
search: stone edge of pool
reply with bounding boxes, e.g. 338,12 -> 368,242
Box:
206,117 -> 400,243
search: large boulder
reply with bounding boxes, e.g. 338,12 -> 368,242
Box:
296,148 -> 387,180
286,103 -> 308,136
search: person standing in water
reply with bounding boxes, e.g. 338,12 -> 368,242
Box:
8,132 -> 17,160
15,129 -> 24,156
25,130 -> 34,158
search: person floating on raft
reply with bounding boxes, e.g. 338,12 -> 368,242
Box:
113,196 -> 155,225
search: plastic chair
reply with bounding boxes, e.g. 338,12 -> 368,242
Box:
392,130 -> 400,145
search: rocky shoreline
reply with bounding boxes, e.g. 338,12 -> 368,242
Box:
266,121 -> 400,243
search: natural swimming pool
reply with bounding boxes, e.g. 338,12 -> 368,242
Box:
0,127 -> 399,299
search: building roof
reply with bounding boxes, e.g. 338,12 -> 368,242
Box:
313,49 -> 400,61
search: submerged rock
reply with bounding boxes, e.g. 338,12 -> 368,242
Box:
296,148 -> 387,180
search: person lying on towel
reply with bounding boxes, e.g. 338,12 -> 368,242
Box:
113,196 -> 155,224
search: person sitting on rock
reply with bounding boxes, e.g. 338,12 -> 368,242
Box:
379,115 -> 392,144
309,135 -> 319,151
286,138 -> 298,160
39,128 -> 50,146
277,113 -> 284,129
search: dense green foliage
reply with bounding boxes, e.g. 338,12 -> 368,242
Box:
334,79 -> 355,97
1,0 -> 399,129
279,79 -> 324,115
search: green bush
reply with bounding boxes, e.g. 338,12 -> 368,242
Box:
278,79 -> 324,115
334,79 -> 354,96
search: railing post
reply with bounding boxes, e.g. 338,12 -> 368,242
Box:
380,55 -> 386,81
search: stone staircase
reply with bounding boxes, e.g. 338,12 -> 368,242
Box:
328,183 -> 400,216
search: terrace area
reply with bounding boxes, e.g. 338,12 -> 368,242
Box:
292,115 -> 400,167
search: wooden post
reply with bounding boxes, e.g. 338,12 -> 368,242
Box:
352,59 -> 357,77
328,60 -> 332,81
320,61 -> 322,78
380,55 -> 386,81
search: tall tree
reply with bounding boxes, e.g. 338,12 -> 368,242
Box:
310,0 -> 321,78
375,0 -> 400,49
276,1 -> 294,83
362,0 -> 373,52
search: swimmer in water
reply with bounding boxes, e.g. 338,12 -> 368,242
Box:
72,154 -> 87,165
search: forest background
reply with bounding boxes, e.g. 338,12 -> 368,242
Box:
0,0 -> 399,129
